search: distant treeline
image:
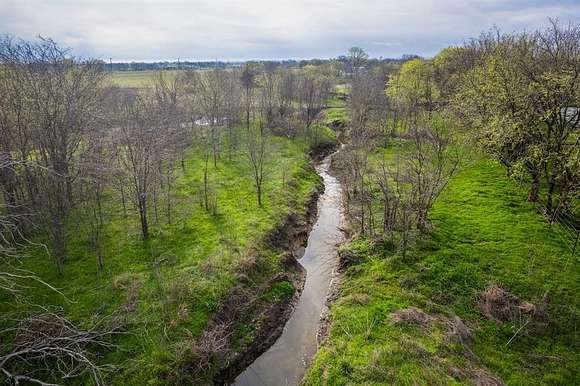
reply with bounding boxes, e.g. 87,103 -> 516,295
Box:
104,60 -> 242,71
103,54 -> 420,72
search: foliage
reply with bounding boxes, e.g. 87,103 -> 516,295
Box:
387,58 -> 439,123
451,21 -> 580,212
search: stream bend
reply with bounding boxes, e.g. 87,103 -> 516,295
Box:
233,151 -> 344,386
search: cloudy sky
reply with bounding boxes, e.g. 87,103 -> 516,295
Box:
1,0 -> 579,61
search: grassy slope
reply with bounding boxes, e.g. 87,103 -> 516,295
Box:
304,150 -> 579,385
0,132 -> 323,384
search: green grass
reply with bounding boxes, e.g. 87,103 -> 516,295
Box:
261,280 -> 295,303
324,107 -> 348,126
324,85 -> 349,127
335,83 -> 349,96
0,129 -> 328,384
108,70 -> 184,88
304,153 -> 579,385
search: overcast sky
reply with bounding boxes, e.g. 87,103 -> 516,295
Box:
1,0 -> 579,61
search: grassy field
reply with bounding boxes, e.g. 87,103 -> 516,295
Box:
323,87 -> 349,131
0,127 -> 329,384
108,70 -> 184,88
304,146 -> 579,385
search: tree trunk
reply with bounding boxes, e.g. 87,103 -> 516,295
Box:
359,177 -> 365,234
120,185 -> 127,219
166,174 -> 172,225
95,192 -> 104,271
367,199 -> 375,237
546,178 -> 556,217
52,216 -> 66,276
246,103 -> 250,131
417,209 -> 428,233
383,200 -> 388,234
138,194 -> 149,239
153,186 -> 159,224
527,172 -> 540,202
204,155 -> 209,211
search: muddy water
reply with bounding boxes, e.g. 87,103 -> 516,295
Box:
233,151 -> 343,386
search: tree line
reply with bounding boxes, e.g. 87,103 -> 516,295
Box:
0,36 -> 337,385
0,36 -> 334,277
339,20 -> 579,254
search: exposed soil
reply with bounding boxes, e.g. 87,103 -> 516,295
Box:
183,142 -> 339,385
308,141 -> 338,163
213,186 -> 322,385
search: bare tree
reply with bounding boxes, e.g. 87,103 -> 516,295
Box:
193,69 -> 229,166
153,72 -> 186,224
80,129 -> 111,271
223,68 -> 242,158
375,155 -> 399,241
240,63 -> 258,131
343,128 -> 374,235
276,69 -> 298,136
194,124 -> 217,213
0,36 -> 105,274
116,94 -> 167,240
403,121 -> 460,233
259,62 -> 278,128
298,68 -> 330,132
247,124 -> 268,206
350,68 -> 390,141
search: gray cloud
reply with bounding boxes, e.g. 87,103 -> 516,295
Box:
1,0 -> 578,61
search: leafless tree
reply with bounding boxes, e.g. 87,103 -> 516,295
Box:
374,155 -> 399,241
223,68 -> 242,158
297,70 -> 330,132
153,72 -> 187,224
240,63 -> 258,131
79,129 -> 112,272
115,94 -> 167,240
247,124 -> 269,206
350,68 -> 390,141
259,62 -> 278,128
277,69 -> 297,131
343,127 -> 374,234
192,68 -> 229,166
194,124 -> 217,213
403,122 -> 460,232
0,36 -> 105,274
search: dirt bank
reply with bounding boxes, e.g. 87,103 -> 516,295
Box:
213,185 -> 322,385
176,143 -> 338,385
